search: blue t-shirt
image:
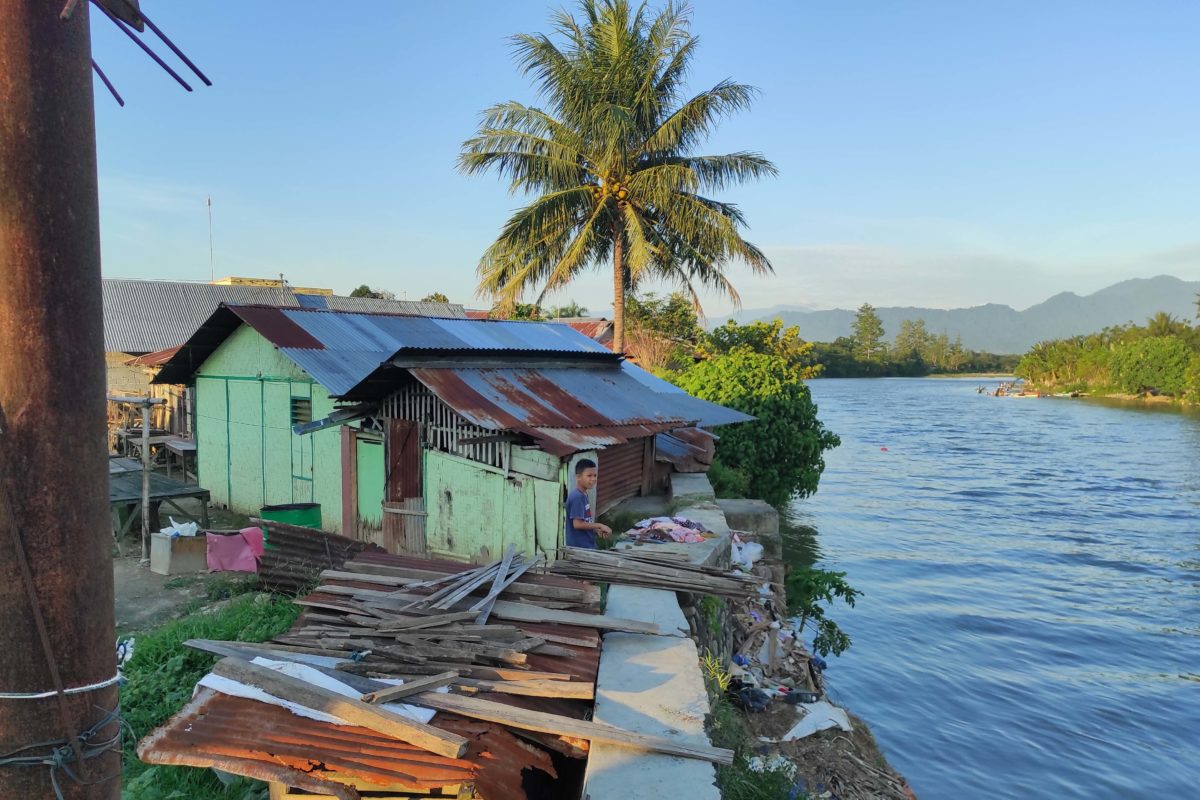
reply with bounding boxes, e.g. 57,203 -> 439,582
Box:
564,488 -> 596,548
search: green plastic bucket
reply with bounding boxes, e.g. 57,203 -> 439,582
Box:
259,503 -> 321,548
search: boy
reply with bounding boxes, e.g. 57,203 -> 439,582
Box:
565,458 -> 612,549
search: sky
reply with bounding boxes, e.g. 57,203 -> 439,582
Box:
90,1 -> 1200,316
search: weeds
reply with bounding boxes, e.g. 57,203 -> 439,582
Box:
120,592 -> 301,800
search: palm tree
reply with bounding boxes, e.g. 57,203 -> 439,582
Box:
1146,311 -> 1185,337
458,0 -> 776,352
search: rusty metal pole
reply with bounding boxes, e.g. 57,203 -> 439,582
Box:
0,2 -> 120,798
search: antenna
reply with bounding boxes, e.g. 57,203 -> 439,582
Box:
207,196 -> 214,282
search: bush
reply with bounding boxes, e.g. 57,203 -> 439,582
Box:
674,350 -> 840,506
1110,336 -> 1193,396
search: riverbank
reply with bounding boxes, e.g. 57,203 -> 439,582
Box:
704,496 -> 914,799
1025,386 -> 1197,410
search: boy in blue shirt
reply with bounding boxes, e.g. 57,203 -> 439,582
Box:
565,459 -> 611,549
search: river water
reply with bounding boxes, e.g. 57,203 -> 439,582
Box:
787,378 -> 1200,799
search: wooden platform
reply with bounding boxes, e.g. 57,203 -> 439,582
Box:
109,468 -> 210,538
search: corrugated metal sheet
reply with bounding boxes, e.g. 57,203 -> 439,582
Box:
256,521 -> 383,593
156,304 -> 620,397
655,427 -> 716,473
124,345 -> 182,367
555,318 -> 613,347
596,440 -> 646,513
409,364 -> 750,457
102,278 -> 465,354
138,688 -> 555,800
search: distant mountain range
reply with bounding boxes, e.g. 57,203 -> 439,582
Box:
724,275 -> 1200,355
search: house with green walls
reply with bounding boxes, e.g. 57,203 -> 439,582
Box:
156,304 -> 749,561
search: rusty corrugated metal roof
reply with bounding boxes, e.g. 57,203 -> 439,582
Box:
409,364 -> 750,456
556,318 -> 614,347
124,345 -> 181,367
138,688 -> 554,800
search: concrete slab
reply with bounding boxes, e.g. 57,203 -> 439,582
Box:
717,498 -> 780,535
584,627 -> 720,800
604,585 -> 689,633
670,472 -> 715,504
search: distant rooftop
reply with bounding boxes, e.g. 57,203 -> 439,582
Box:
103,278 -> 465,353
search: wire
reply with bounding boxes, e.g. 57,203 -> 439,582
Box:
0,706 -> 125,800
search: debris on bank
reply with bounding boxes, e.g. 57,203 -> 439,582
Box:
720,534 -> 917,800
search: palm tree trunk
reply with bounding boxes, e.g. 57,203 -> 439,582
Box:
612,216 -> 625,354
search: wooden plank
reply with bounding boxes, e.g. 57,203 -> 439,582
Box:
455,678 -> 594,700
319,583 -> 661,635
375,611 -> 480,632
340,561 -> 598,604
515,626 -> 599,649
488,599 -> 665,636
472,555 -> 537,624
210,657 -> 469,759
360,671 -> 460,704
471,544 -> 515,624
409,692 -> 733,764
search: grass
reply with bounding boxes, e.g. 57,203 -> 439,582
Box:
120,587 -> 301,800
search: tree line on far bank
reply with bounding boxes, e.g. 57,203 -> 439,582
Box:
816,302 -> 1020,377
1016,304 -> 1200,404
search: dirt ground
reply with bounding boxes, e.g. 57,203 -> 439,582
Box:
112,554 -> 210,636
112,503 -> 254,636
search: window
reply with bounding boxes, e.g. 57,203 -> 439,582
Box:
290,397 -> 312,426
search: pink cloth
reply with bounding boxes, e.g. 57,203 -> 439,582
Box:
206,527 -> 265,572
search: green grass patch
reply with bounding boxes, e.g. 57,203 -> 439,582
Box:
120,592 -> 301,800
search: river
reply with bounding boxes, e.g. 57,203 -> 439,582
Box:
787,377 -> 1200,799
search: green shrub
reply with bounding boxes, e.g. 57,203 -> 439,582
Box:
674,350 -> 839,506
1110,336 -> 1193,396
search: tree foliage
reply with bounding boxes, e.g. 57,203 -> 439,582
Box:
488,302 -> 545,320
458,0 -> 776,351
785,566 -> 862,657
624,291 -> 702,371
699,319 -> 822,378
1110,336 -> 1193,396
851,303 -> 886,361
350,284 -> 394,299
1016,313 -> 1200,403
549,300 -> 589,318
421,292 -> 450,303
674,349 -> 840,505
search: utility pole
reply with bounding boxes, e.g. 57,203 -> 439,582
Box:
0,2 -> 120,797
207,196 -> 214,282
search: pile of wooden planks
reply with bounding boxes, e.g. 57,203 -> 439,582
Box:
549,546 -> 766,598
160,547 -> 734,778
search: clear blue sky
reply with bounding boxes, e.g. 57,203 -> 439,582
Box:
91,1 -> 1200,315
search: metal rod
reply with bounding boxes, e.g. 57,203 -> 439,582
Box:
138,9 -> 212,86
0,0 -> 119,795
90,58 -> 124,106
91,0 -> 193,91
140,402 -> 151,561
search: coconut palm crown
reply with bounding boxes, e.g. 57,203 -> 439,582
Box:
458,0 -> 777,351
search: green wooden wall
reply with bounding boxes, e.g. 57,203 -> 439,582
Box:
422,449 -> 563,562
194,325 -> 345,533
